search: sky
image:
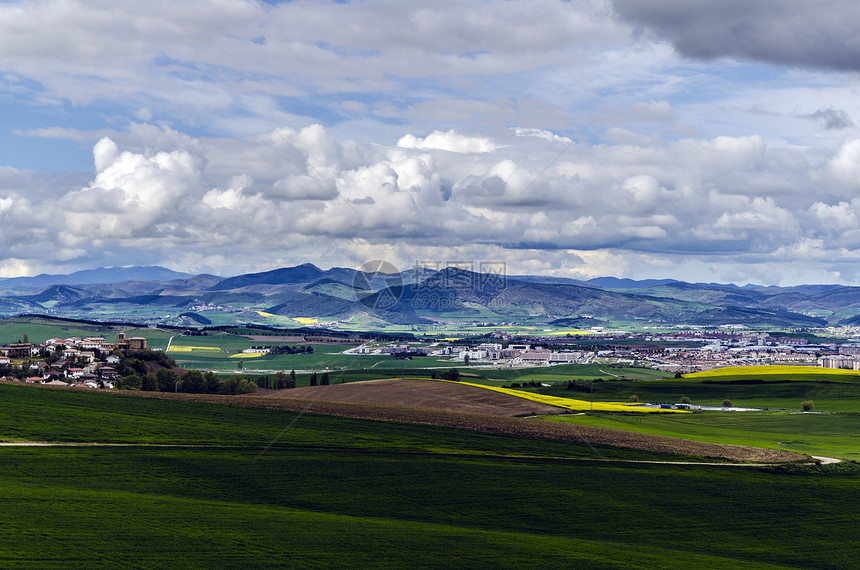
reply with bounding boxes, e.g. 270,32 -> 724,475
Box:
1,0 -> 860,285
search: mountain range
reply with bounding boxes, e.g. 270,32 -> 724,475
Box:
0,264 -> 856,329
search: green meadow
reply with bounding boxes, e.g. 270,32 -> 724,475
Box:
167,342 -> 443,372
1,383 -> 859,568
480,363 -> 669,383
521,366 -> 860,461
0,315 -> 174,348
546,412 -> 860,461
548,377 -> 860,412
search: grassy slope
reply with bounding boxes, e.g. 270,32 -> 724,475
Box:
524,369 -> 860,461
559,378 -> 860,413
8,447 -> 851,569
1,383 -> 859,568
544,412 -> 860,461
472,364 -> 668,384
0,383 -> 689,459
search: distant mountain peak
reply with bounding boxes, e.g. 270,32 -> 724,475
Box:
208,263 -> 326,290
0,266 -> 193,289
588,277 -> 680,289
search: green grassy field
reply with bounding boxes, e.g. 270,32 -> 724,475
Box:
0,315 -> 174,348
541,378 -> 860,413
545,412 -> 860,461
169,345 -> 450,373
518,368 -> 860,461
272,363 -> 670,388
1,383 -> 859,568
481,363 -> 668,383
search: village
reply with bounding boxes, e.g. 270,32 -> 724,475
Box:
0,332 -> 148,388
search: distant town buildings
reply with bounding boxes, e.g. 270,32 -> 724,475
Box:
351,329 -> 859,374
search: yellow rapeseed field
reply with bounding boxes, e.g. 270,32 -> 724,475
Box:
444,380 -> 688,413
256,311 -> 276,317
684,365 -> 860,378
167,346 -> 223,353
293,317 -> 318,324
229,352 -> 265,359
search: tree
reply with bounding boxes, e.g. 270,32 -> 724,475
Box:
204,372 -> 220,394
440,368 -> 460,381
629,394 -> 639,403
156,368 -> 178,392
141,372 -> 158,391
309,372 -> 318,386
722,399 -> 732,408
220,375 -> 258,395
290,370 -> 296,386
119,357 -> 147,377
273,371 -> 290,389
320,372 -> 329,385
118,374 -> 141,390
680,396 -> 692,404
801,400 -> 815,412
179,370 -> 205,393
464,354 -> 470,366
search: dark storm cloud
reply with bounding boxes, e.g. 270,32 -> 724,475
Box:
614,0 -> 860,71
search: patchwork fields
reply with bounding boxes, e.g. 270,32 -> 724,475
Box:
1,382 -> 858,568
2,317 -> 860,565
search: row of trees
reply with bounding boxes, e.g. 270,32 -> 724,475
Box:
116,368 -> 258,395
267,345 -> 314,356
431,369 -> 460,381
308,372 -> 330,386
254,371 -> 298,389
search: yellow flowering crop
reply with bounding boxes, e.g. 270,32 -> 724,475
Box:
167,345 -> 223,353
437,379 -> 688,413
684,365 -> 860,378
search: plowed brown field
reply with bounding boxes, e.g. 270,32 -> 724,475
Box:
119,379 -> 806,463
263,378 -> 564,416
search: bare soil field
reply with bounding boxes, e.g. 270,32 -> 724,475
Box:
264,378 -> 564,416
116,380 -> 805,463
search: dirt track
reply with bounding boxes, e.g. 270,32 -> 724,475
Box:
121,380 -> 806,463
